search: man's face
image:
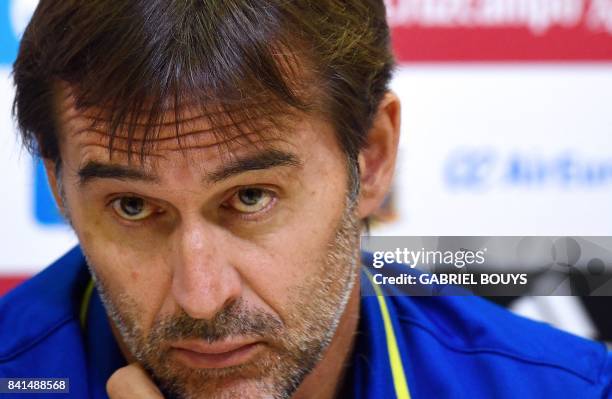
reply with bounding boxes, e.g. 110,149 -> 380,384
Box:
53,94 -> 362,399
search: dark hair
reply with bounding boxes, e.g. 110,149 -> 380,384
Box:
12,0 -> 394,184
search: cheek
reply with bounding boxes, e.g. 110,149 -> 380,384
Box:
66,189 -> 171,309
80,234 -> 174,332
236,171 -> 349,319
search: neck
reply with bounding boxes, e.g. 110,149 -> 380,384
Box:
291,276 -> 361,399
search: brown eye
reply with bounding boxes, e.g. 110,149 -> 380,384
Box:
111,196 -> 155,221
227,188 -> 273,213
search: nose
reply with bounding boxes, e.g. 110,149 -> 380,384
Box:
170,221 -> 242,320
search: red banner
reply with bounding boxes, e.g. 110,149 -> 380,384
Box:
0,276 -> 28,296
387,0 -> 612,61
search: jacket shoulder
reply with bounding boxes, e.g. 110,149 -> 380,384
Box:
0,246 -> 89,364
393,294 -> 610,385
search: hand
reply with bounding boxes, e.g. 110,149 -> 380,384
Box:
106,363 -> 164,398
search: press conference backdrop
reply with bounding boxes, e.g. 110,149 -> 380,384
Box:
1,0 -> 612,292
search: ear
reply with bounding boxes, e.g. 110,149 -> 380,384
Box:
42,158 -> 66,214
356,91 -> 401,219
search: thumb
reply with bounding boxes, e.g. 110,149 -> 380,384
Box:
106,363 -> 164,399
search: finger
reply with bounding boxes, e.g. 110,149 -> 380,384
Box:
106,363 -> 164,399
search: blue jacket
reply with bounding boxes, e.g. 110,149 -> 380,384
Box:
1,246 -> 611,398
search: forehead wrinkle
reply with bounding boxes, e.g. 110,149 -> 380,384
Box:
56,86 -> 311,173
68,107 -> 283,136
73,126 -> 225,145
76,139 -> 301,191
57,87 -> 295,142
71,122 -> 270,145
55,86 -> 307,171
78,142 -> 168,161
76,130 -> 276,157
62,108 -> 291,157
73,99 -> 285,128
77,135 -> 295,172
56,81 -> 284,120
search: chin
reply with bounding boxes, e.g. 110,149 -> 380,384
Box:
160,378 -> 287,399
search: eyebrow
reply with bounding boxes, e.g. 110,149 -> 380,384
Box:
78,162 -> 159,186
77,148 -> 302,187
207,148 -> 301,183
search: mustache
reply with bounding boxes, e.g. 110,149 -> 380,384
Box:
148,300 -> 283,344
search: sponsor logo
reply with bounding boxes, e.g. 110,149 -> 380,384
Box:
444,149 -> 496,189
444,148 -> 612,189
385,0 -> 612,61
385,0 -> 612,35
